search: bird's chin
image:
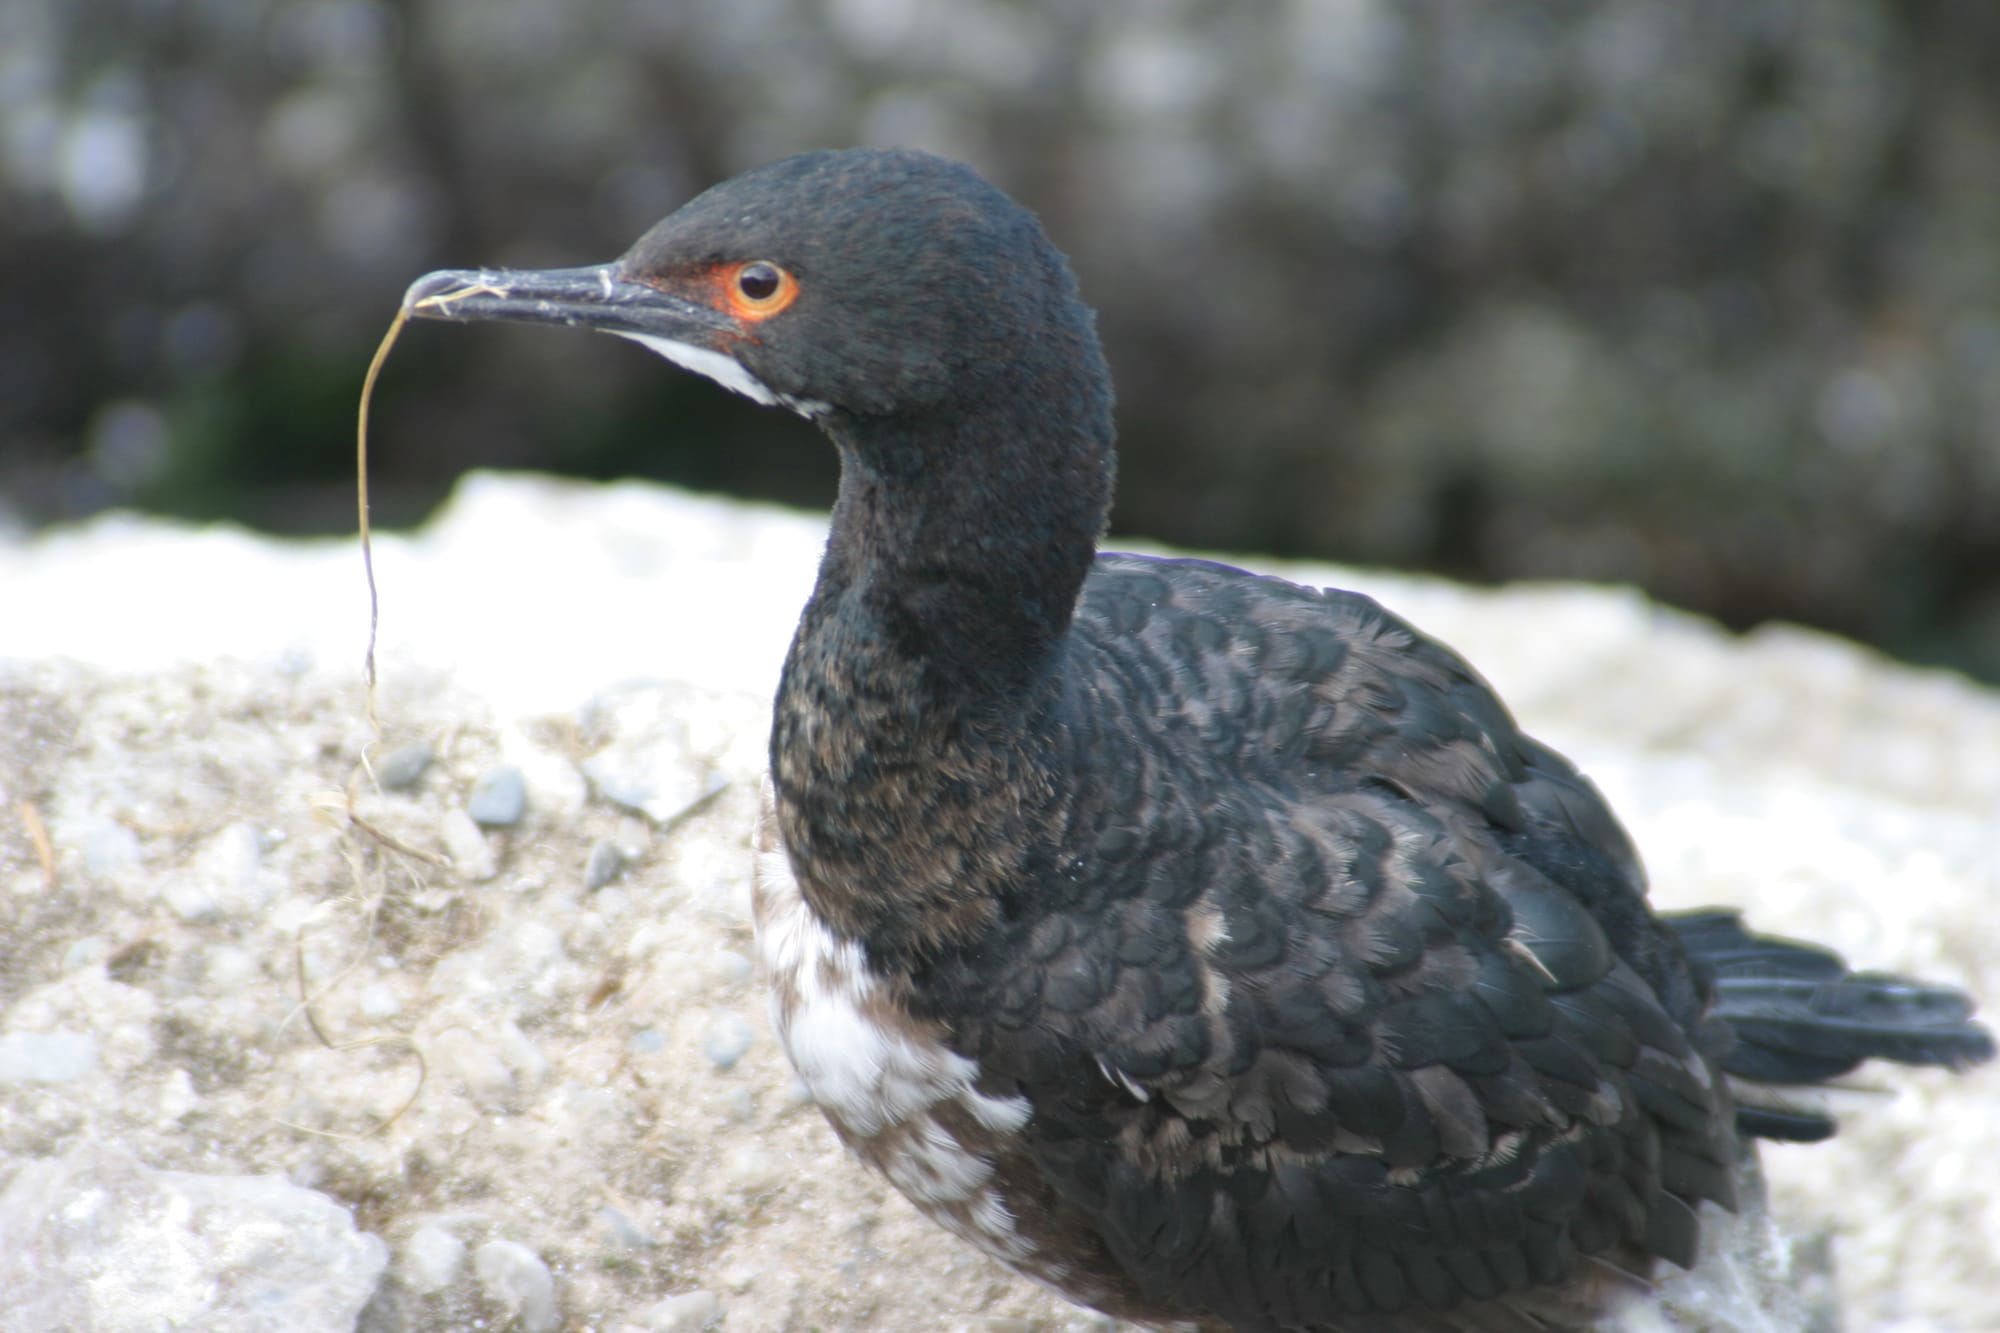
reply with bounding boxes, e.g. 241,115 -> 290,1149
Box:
614,332 -> 834,420
613,331 -> 780,407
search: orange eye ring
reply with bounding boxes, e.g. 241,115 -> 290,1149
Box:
724,260 -> 799,321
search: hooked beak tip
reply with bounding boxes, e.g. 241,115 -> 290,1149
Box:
402,268 -> 489,315
402,266 -> 620,319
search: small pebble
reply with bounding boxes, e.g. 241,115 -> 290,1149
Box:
208,820 -> 269,885
401,1225 -> 466,1295
493,1019 -> 549,1087
357,981 -> 403,1019
203,944 -> 259,991
376,742 -> 435,791
440,809 -> 498,881
62,937 -> 111,973
162,880 -> 221,923
584,839 -> 627,891
104,937 -> 161,981
613,815 -> 653,859
467,765 -> 527,827
702,1013 -> 755,1072
711,950 -> 753,986
473,1239 -> 558,1333
721,1145 -> 779,1194
0,1031 -> 99,1085
597,1204 -> 656,1249
80,815 -> 142,878
627,1028 -> 666,1056
432,1029 -> 514,1101
155,1067 -> 199,1123
718,1086 -> 755,1123
636,1290 -> 721,1332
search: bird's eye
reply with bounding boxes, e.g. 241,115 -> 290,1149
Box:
726,261 -> 798,320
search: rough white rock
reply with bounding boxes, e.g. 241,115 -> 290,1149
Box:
0,1145 -> 387,1333
0,473 -> 1994,1332
472,1238 -> 559,1333
578,684 -> 728,824
164,820 -> 284,920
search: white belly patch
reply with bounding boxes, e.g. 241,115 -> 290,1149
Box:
750,795 -> 1040,1265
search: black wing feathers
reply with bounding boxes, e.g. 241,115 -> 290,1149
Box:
921,555 -> 1985,1328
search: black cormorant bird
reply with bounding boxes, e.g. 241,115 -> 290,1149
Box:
406,149 -> 1991,1331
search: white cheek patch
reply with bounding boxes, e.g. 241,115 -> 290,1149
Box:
616,331 -> 833,420
617,331 -> 780,406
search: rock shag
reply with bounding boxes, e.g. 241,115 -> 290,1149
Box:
407,149 -> 1992,1331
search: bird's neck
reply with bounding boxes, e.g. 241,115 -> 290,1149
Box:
770,400 -> 1113,961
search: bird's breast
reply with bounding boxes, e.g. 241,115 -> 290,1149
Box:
749,787 -> 1042,1246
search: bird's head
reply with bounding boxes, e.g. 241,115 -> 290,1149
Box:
406,149 -> 1110,430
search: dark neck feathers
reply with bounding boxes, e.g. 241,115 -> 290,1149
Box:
770,361 -> 1113,962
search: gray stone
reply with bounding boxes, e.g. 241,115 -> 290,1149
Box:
467,764 -> 527,826
701,1013 -> 755,1072
584,837 -> 626,890
376,741 -> 435,791
627,1027 -> 666,1056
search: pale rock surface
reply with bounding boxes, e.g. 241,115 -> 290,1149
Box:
0,1143 -> 389,1333
0,472 -> 1994,1331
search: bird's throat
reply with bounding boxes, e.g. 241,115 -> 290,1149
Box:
822,409 -> 1105,682
767,411 -> 1104,961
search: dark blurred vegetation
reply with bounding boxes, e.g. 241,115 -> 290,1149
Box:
5,0 -> 1999,681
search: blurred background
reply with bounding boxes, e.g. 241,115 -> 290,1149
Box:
5,0 -> 1999,680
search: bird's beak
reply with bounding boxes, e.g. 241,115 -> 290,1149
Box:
402,263 -> 733,343
405,261 -> 793,410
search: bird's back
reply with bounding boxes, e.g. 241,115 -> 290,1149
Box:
909,553 -> 1740,1329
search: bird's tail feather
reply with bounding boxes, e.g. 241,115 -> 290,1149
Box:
1664,909 -> 1993,1142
